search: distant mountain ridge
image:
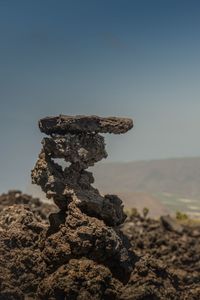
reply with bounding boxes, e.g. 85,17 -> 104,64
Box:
28,157 -> 200,217
92,157 -> 200,200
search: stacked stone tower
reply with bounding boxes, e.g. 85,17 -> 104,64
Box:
32,115 -> 133,226
31,115 -> 134,298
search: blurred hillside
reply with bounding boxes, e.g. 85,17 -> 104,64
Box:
28,157 -> 200,218
93,157 -> 200,199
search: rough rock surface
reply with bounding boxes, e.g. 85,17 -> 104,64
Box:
32,115 -> 132,226
43,202 -> 133,282
0,190 -> 56,221
1,192 -> 200,299
26,114 -> 133,298
0,204 -> 47,300
120,211 -> 200,299
39,115 -> 133,135
0,194 -> 129,299
31,150 -> 125,226
37,258 -> 123,300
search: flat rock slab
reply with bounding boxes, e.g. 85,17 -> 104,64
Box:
39,115 -> 133,135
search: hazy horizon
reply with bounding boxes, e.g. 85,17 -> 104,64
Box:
1,0 -> 200,192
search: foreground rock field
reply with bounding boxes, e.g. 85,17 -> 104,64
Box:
0,191 -> 200,300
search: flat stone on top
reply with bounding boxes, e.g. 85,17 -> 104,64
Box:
39,115 -> 133,135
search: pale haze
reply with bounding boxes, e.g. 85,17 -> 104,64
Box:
1,0 -> 200,192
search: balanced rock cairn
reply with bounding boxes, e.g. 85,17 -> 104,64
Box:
32,115 -> 133,226
32,115 -> 134,296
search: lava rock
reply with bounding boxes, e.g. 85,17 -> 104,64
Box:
39,115 -> 133,135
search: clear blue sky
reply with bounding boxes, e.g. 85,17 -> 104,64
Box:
1,0 -> 200,192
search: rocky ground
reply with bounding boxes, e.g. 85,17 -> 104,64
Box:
1,191 -> 200,299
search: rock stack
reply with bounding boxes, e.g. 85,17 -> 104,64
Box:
32,115 -> 133,226
31,114 -> 134,298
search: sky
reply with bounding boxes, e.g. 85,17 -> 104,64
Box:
1,0 -> 200,192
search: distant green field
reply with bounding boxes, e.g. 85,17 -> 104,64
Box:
156,193 -> 200,218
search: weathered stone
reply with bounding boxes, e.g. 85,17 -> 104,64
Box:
1,192 -> 200,299
0,198 -> 131,298
31,151 -> 126,225
0,190 -> 56,221
32,114 -> 133,226
39,115 -> 133,135
42,132 -> 107,168
0,205 -> 47,298
37,258 -> 123,300
31,114 -> 134,290
44,202 -> 133,281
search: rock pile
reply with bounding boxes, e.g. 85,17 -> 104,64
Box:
120,210 -> 200,299
31,114 -> 134,297
0,190 -> 56,221
32,115 -> 133,226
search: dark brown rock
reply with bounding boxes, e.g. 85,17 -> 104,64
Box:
29,114 -> 134,296
42,133 -> 107,168
0,190 -> 56,221
1,192 -> 200,299
31,151 -> 126,225
120,255 -> 178,300
0,205 -> 47,299
39,115 -> 133,135
43,202 -> 133,282
120,210 -> 200,299
0,199 -> 131,299
37,258 -> 122,300
32,114 -> 133,226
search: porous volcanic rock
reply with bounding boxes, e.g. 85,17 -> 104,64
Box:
43,202 -> 133,282
32,114 -> 133,227
32,115 -> 132,226
37,258 -> 123,300
1,192 -> 200,299
30,114 -> 134,297
0,202 -> 126,299
39,115 -> 133,135
120,210 -> 200,299
0,190 -> 56,221
0,205 -> 47,299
